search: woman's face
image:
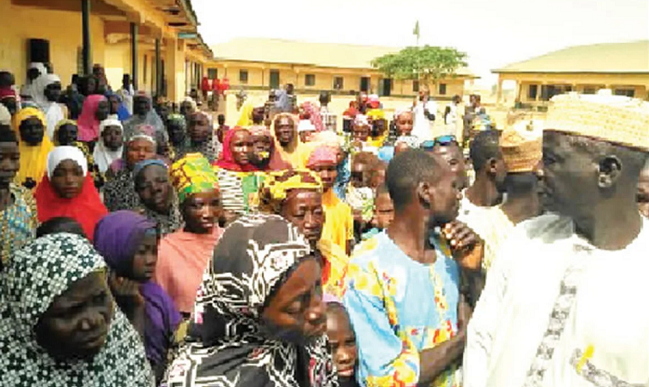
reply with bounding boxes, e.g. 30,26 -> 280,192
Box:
134,96 -> 150,116
250,134 -> 272,166
230,130 -> 252,165
352,124 -> 370,142
19,116 -> 45,146
135,165 -> 172,214
95,101 -> 109,121
326,307 -> 358,379
371,192 -> 394,230
311,162 -> 338,191
262,258 -> 325,345
274,117 -> 295,146
35,272 -> 114,361
167,122 -> 185,145
280,189 -> 324,248
396,112 -> 414,136
0,140 -> 20,186
57,124 -> 78,145
180,101 -> 194,117
188,114 -> 210,143
102,125 -> 123,151
131,232 -> 158,281
51,159 -> 85,199
125,139 -> 155,167
182,190 -> 222,234
107,95 -> 120,115
350,161 -> 368,188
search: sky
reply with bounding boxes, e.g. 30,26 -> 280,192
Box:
193,0 -> 648,86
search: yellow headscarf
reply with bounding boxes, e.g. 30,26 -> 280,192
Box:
236,100 -> 255,127
170,153 -> 220,203
367,109 -> 388,148
52,119 -> 77,146
12,107 -> 54,189
257,169 -> 322,214
271,113 -> 303,168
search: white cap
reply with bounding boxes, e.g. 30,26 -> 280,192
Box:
297,120 -> 316,133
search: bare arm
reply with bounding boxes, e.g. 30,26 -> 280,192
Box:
418,331 -> 466,385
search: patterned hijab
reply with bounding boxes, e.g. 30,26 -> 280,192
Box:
166,214 -> 338,387
170,153 -> 219,203
0,233 -> 154,386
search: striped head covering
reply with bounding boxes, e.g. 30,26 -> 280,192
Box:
170,153 -> 219,203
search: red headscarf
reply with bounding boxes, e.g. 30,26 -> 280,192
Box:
214,127 -> 258,172
35,174 -> 108,241
77,95 -> 106,142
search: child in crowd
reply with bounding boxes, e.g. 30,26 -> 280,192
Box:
324,295 -> 360,387
360,184 -> 394,241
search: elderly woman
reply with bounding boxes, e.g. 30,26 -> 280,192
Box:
133,159 -> 182,236
94,211 -> 181,383
0,126 -> 38,269
156,154 -> 223,315
0,233 -> 154,386
12,107 -> 54,189
166,214 -> 337,387
103,125 -> 156,211
34,146 -> 107,241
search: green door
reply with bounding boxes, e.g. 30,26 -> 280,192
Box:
270,70 -> 280,89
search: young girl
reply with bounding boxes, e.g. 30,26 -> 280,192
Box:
361,184 -> 394,241
325,295 -> 360,387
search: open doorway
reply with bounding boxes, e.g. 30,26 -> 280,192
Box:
360,77 -> 370,92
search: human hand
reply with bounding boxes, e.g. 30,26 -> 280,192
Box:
108,272 -> 144,306
442,221 -> 483,271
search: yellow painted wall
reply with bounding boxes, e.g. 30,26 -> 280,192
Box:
0,2 -> 106,87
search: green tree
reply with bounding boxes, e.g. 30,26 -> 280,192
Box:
371,46 -> 468,89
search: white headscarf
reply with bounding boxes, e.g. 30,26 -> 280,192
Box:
0,104 -> 10,126
46,146 -> 88,179
39,74 -> 64,140
93,118 -> 124,173
25,63 -> 49,106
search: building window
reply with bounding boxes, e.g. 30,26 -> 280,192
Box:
207,68 -> 218,80
583,87 -> 597,95
614,88 -> 635,97
239,70 -> 248,84
413,80 -> 420,92
439,83 -> 447,95
528,84 -> 538,100
305,74 -> 316,87
333,76 -> 344,90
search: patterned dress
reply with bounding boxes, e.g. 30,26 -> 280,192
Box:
0,184 -> 38,269
214,167 -> 266,216
344,231 -> 461,387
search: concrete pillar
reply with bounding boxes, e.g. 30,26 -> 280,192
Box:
130,23 -> 139,90
165,38 -> 185,103
81,0 -> 92,76
496,78 -> 504,105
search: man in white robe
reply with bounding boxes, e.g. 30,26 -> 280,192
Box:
463,90 -> 649,386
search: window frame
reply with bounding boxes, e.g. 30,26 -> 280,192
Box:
239,69 -> 249,84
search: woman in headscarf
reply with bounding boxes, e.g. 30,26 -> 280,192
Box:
181,111 -> 217,162
105,90 -> 130,121
156,154 -> 223,316
12,107 -> 54,189
0,233 -> 155,386
213,127 -> 262,220
302,131 -> 349,201
272,112 -> 302,168
301,100 -> 325,132
53,119 -> 104,189
93,118 -> 124,174
249,124 -> 290,171
0,126 -> 38,270
103,125 -> 156,211
77,94 -> 109,143
93,211 -> 181,383
166,113 -> 187,160
133,159 -> 182,236
122,91 -> 165,141
165,214 -> 337,387
34,146 -> 107,241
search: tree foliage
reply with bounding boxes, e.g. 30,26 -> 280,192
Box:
371,46 -> 468,87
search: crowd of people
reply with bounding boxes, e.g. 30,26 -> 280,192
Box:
1,60 -> 649,387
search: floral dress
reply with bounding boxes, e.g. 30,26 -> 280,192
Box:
0,184 -> 38,269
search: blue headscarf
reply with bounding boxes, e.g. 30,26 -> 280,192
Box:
105,90 -> 130,121
133,159 -> 167,179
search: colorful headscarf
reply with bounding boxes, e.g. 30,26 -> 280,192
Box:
214,127 -> 257,172
12,107 -> 54,188
367,109 -> 386,121
93,211 -> 181,367
167,113 -> 187,130
77,94 -> 106,142
346,185 -> 375,223
0,233 -> 154,386
166,214 -> 337,387
258,169 -> 323,213
307,144 -> 338,168
301,101 -> 325,132
170,153 -> 219,203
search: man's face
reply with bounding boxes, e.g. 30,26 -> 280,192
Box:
540,131 -> 599,220
431,144 -> 467,190
427,167 -> 461,226
44,82 -> 62,102
274,117 -> 295,146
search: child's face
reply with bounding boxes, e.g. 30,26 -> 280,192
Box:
372,192 -> 394,230
396,112 -> 414,136
326,308 -> 357,379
